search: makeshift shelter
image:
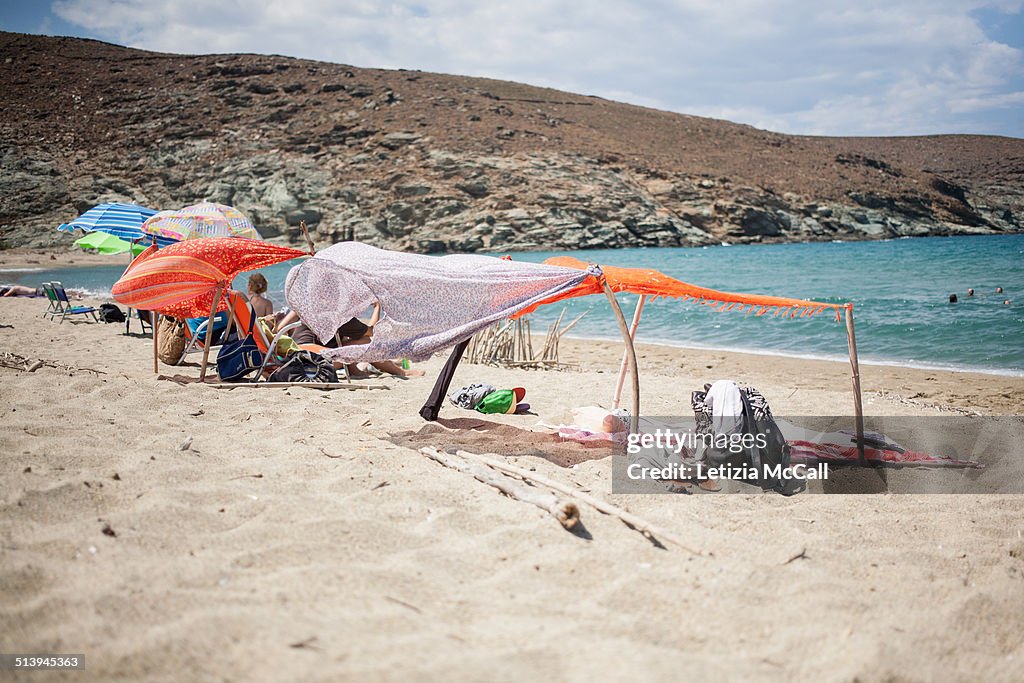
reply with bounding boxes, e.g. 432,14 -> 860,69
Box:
527,256 -> 863,463
283,242 -> 865,460
113,238 -> 307,378
284,242 -> 601,364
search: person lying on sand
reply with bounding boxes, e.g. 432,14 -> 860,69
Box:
1,284 -> 43,297
269,308 -> 425,379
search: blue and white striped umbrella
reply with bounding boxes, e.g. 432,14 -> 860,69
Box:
58,202 -> 179,248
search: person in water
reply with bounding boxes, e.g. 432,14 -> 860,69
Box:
948,293 -> 958,303
967,288 -> 975,297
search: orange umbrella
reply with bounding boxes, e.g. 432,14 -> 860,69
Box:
113,238 -> 308,378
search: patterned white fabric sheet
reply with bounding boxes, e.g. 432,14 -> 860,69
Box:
284,242 -> 600,363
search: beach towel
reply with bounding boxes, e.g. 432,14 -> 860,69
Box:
284,242 -> 599,364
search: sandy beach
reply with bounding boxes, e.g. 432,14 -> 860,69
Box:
0,247 -> 124,271
1,286 -> 1023,682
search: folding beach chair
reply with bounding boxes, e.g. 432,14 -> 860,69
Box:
125,307 -> 154,335
51,281 -> 99,323
179,309 -> 231,364
217,293 -> 353,384
40,282 -> 62,319
136,309 -> 154,335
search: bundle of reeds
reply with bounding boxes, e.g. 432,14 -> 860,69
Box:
465,309 -> 585,369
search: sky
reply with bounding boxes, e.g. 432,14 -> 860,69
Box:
2,1 -> 1022,138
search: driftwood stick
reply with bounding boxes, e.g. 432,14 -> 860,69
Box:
601,281 -> 640,433
455,448 -> 704,555
540,322 -> 553,360
420,448 -> 579,529
158,376 -> 390,390
199,285 -> 223,381
550,307 -> 566,339
299,220 -> 316,254
845,305 -> 866,465
613,295 -> 646,409
556,311 -> 587,339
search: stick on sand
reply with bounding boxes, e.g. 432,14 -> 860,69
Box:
419,447 -> 580,530
453,448 -> 705,555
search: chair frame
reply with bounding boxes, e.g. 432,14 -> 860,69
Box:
50,281 -> 99,324
40,282 -> 62,319
178,311 -> 230,364
253,321 -> 351,382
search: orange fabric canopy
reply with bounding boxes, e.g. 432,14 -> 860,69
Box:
514,256 -> 847,321
112,238 -> 307,318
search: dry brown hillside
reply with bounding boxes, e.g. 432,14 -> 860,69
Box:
2,31 -> 1022,252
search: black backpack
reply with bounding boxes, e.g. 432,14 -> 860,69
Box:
99,303 -> 125,323
738,389 -> 801,495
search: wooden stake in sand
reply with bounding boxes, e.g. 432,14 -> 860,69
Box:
447,448 -> 704,555
613,294 -> 646,409
601,279 -> 640,434
199,284 -> 224,382
299,220 -> 316,254
152,312 -> 160,374
844,304 -> 866,465
419,447 -> 580,529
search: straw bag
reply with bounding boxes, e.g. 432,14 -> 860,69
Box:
157,316 -> 186,365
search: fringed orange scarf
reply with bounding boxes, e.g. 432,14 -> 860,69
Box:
515,256 -> 848,321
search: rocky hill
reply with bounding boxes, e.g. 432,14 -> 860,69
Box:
2,31 -> 1022,252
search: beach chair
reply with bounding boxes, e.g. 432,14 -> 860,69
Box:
51,281 -> 99,323
136,309 -> 153,335
125,307 -> 154,335
179,310 -> 231,364
218,293 -> 351,383
40,282 -> 62,319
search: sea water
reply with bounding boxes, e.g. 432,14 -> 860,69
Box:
4,234 -> 1022,375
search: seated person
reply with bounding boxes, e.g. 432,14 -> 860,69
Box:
245,273 -> 274,317
269,306 -> 424,379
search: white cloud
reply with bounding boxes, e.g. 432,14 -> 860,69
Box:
49,0 -> 1024,137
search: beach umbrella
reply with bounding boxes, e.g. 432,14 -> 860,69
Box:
141,201 -> 261,242
73,231 -> 147,256
112,238 -> 307,378
58,202 -> 178,247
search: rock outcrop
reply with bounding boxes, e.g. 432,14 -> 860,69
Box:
1,32 -> 1021,252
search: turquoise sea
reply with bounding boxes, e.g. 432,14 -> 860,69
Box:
4,235 -> 1022,376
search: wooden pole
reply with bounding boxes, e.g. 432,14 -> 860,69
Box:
613,295 -> 646,409
152,312 -> 160,373
601,280 -> 640,434
221,291 -> 236,343
299,220 -> 316,254
199,285 -> 224,381
845,304 -> 866,465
